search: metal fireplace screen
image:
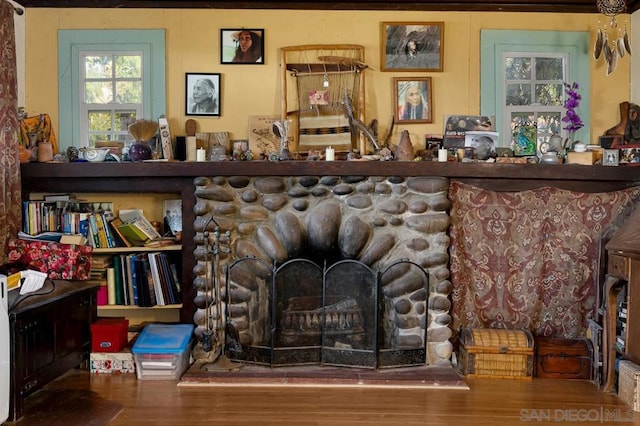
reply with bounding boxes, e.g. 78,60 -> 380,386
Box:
225,257 -> 428,369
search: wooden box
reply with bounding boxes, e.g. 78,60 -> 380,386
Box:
458,328 -> 534,379
534,337 -> 593,379
618,360 -> 640,411
566,151 -> 596,165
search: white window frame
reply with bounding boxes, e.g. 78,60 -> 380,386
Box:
501,52 -> 569,144
58,30 -> 165,150
79,50 -> 144,145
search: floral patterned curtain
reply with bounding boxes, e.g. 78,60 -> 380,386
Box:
0,0 -> 21,265
449,181 -> 640,339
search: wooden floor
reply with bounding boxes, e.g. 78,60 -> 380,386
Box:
6,368 -> 640,425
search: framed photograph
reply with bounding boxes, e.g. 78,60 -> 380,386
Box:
220,28 -> 265,64
393,77 -> 432,124
619,145 -> 640,165
381,22 -> 444,72
185,73 -> 220,117
603,149 -> 619,166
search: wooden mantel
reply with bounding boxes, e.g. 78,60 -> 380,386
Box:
18,161 -> 640,193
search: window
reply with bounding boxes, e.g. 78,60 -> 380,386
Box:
81,52 -> 143,145
58,30 -> 166,149
480,30 -> 590,149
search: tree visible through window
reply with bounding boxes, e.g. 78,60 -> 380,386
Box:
81,52 -> 143,146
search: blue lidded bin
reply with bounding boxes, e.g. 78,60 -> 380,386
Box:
131,323 -> 194,380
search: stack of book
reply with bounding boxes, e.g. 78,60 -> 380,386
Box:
112,209 -> 163,247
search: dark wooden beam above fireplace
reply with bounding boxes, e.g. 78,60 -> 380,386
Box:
14,0 -> 639,14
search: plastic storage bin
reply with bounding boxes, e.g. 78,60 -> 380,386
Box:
91,318 -> 129,353
131,323 -> 194,380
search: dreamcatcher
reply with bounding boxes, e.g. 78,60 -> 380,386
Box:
594,0 -> 631,76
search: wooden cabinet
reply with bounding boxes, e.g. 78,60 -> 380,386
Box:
602,210 -> 640,392
8,280 -> 98,421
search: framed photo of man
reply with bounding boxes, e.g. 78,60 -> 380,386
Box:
185,73 -> 221,117
393,77 -> 432,124
220,28 -> 265,64
381,22 -> 444,72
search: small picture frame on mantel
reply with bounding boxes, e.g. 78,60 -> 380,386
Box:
603,149 -> 619,166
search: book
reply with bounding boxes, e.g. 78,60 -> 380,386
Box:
108,217 -> 133,248
148,252 -> 166,306
119,209 -> 161,240
116,222 -> 151,247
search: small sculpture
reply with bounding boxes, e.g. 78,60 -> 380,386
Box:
272,120 -> 292,160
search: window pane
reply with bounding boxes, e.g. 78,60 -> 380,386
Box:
510,112 -> 535,130
115,55 -> 142,78
115,81 -> 142,103
535,57 -> 563,80
115,111 -> 137,131
88,133 -> 110,146
506,84 -> 531,105
535,83 -> 563,106
85,56 -> 112,79
88,111 -> 112,132
505,57 -> 531,80
537,112 -> 562,135
85,82 -> 113,103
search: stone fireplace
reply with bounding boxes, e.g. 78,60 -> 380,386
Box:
191,175 -> 453,367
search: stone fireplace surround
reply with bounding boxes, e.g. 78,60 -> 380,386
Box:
191,175 -> 454,367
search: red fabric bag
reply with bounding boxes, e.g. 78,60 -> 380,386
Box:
7,239 -> 92,280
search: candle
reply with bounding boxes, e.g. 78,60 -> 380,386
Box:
186,136 -> 197,161
325,146 -> 335,161
196,148 -> 206,162
438,148 -> 448,162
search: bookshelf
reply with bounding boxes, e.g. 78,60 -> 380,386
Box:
21,192 -> 185,329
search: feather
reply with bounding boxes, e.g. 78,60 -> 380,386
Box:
607,48 -> 618,76
604,37 -> 613,65
618,36 -> 626,58
594,28 -> 604,60
624,28 -> 632,55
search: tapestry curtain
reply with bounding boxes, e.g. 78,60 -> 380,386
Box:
0,0 -> 21,265
449,181 -> 640,339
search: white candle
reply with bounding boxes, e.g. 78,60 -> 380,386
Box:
186,136 -> 197,161
438,148 -> 448,162
196,148 -> 206,162
325,146 -> 335,161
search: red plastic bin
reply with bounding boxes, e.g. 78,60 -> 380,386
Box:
91,318 -> 129,353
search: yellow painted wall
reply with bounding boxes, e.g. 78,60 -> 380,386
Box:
24,9 -> 629,150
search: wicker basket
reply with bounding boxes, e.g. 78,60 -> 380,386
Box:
458,327 -> 534,379
618,360 -> 640,411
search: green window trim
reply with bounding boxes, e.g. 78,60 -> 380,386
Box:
58,29 -> 166,149
480,30 -> 590,144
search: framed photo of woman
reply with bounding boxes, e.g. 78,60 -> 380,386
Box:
381,22 -> 444,72
185,73 -> 221,117
220,28 -> 265,64
393,77 -> 432,124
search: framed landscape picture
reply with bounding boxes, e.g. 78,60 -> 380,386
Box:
381,22 -> 444,72
220,28 -> 265,64
185,73 -> 221,117
393,77 -> 432,124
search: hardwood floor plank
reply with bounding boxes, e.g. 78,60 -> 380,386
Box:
5,369 -> 639,425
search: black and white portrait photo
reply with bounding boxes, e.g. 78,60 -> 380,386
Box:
381,22 -> 444,72
185,73 -> 221,116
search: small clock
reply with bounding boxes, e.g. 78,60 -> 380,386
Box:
538,141 -> 550,155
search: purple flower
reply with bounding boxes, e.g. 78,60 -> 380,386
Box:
562,82 -> 583,134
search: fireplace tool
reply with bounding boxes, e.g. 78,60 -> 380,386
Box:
200,216 -> 242,371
